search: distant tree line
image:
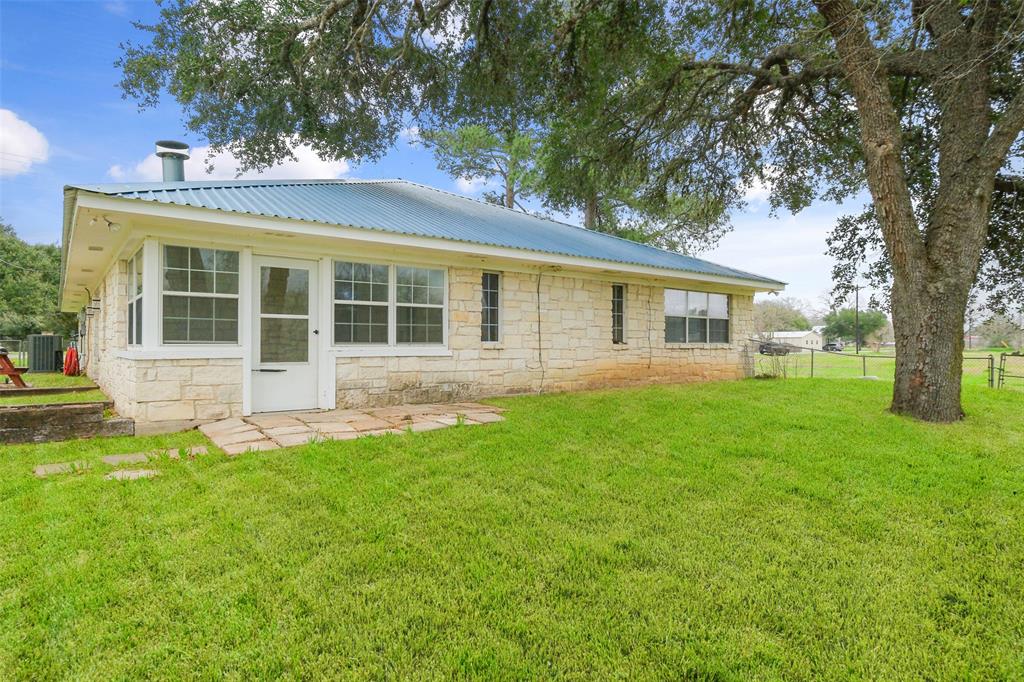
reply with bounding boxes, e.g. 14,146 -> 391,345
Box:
0,220 -> 77,342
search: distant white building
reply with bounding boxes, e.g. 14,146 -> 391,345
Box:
769,330 -> 823,351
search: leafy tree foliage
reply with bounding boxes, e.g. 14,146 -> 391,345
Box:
754,298 -> 812,335
977,314 -> 1024,349
0,221 -> 77,340
419,125 -> 540,209
823,308 -> 889,347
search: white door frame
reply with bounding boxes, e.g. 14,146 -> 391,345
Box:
250,255 -> 319,413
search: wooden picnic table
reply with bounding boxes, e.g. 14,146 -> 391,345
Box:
0,347 -> 29,388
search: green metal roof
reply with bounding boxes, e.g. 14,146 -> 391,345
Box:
67,179 -> 784,287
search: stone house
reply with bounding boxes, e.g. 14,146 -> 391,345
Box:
59,143 -> 784,430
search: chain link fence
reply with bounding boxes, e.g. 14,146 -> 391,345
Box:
0,339 -> 26,366
750,340 -> 1024,392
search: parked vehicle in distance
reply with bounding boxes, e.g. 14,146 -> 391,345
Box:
823,342 -> 844,352
759,342 -> 791,356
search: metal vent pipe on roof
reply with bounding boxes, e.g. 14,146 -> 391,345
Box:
155,140 -> 190,182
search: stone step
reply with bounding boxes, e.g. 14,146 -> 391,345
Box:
106,469 -> 159,481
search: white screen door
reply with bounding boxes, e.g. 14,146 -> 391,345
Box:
251,256 -> 318,412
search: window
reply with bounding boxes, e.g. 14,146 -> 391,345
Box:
396,266 -> 444,344
611,284 -> 626,344
481,272 -> 500,342
333,261 -> 389,344
332,261 -> 446,346
126,249 -> 143,346
665,289 -> 729,343
162,246 -> 239,343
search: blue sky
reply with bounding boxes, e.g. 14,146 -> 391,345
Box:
1,0 -> 866,307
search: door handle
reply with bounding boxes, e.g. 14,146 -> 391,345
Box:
313,329 -> 319,335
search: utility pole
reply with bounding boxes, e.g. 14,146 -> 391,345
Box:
854,285 -> 863,355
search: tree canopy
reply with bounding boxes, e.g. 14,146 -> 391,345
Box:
754,298 -> 813,335
823,308 -> 889,346
0,221 -> 77,340
418,125 -> 540,209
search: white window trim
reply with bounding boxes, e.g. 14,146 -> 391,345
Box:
482,271 -> 502,344
331,260 -> 449,351
126,248 -> 144,347
664,289 -> 731,345
158,242 -> 242,347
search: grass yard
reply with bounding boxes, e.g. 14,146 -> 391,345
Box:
0,373 -> 106,407
2,380 -> 1023,679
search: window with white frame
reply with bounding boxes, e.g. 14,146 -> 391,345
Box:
126,248 -> 143,346
332,261 -> 446,346
396,266 -> 444,344
612,284 -> 626,344
162,246 -> 239,344
333,261 -> 389,344
481,272 -> 500,342
664,289 -> 729,343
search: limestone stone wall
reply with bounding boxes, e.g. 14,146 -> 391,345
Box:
127,358 -> 243,422
83,259 -> 244,424
83,260 -> 134,416
335,267 -> 755,407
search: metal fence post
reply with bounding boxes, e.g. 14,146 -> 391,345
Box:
862,355 -> 867,377
988,355 -> 994,388
811,349 -> 815,378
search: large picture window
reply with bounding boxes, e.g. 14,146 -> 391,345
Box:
665,289 -> 729,343
332,261 -> 446,346
126,249 -> 143,346
162,246 -> 239,344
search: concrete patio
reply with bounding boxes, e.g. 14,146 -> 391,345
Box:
198,402 -> 506,455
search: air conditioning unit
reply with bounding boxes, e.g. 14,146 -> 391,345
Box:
27,334 -> 63,372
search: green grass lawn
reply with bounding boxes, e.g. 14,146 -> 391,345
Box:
0,389 -> 108,407
0,373 -> 105,407
2,380 -> 1023,679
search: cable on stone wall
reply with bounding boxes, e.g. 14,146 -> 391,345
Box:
535,269 -> 546,392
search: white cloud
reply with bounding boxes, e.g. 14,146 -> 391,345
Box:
743,175 -> 771,204
0,109 -> 50,177
422,11 -> 466,49
454,176 -> 501,196
399,126 -> 421,145
103,1 -> 128,16
107,143 -> 350,182
705,203 -> 854,302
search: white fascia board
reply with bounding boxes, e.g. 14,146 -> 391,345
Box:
74,193 -> 786,292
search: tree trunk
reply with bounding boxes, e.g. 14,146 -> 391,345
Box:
505,181 -> 514,209
583,193 -> 598,229
890,279 -> 969,422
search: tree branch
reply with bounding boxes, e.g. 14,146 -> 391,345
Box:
980,85 -> 1024,176
994,173 -> 1024,195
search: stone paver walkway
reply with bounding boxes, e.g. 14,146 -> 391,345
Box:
33,446 -> 209,479
200,402 -> 505,456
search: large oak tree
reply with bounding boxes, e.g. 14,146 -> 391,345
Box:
120,0 -> 1024,422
